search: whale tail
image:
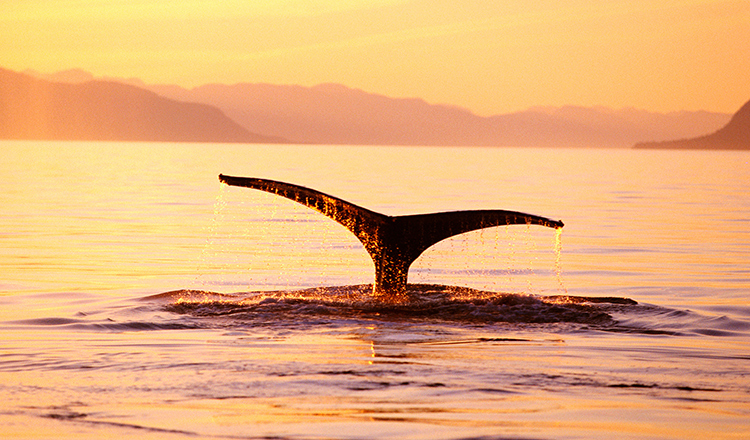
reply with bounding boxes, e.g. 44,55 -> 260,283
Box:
219,174 -> 563,299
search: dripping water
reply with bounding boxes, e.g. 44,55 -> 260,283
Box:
196,185 -> 567,297
193,182 -> 228,289
525,223 -> 537,294
554,227 -> 568,294
410,224 -> 562,295
193,184 -> 288,292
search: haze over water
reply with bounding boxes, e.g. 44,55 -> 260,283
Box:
1,141 -> 749,439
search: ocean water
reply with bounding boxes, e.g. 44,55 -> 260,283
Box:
1,141 -> 749,439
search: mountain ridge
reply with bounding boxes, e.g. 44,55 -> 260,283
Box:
149,81 -> 731,147
10,68 -> 736,147
634,99 -> 750,150
1,68 -> 284,143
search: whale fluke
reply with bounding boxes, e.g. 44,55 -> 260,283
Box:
219,174 -> 563,299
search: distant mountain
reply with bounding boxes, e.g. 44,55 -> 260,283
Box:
635,99 -> 750,150
18,68 -> 733,147
0,68 -> 283,143
148,82 -> 730,147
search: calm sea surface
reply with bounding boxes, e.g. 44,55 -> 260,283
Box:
1,141 -> 749,439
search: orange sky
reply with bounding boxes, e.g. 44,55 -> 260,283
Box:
2,0 -> 748,115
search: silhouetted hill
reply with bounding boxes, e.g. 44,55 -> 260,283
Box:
0,68 -> 283,143
20,68 -> 732,147
149,82 -> 730,147
635,99 -> 750,149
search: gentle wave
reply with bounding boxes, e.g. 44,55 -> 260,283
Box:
8,316 -> 200,331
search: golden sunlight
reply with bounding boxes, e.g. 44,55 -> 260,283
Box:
2,0 -> 748,114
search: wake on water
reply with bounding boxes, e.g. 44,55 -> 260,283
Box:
143,284 -> 648,331
11,284 -> 748,341
139,284 -> 750,338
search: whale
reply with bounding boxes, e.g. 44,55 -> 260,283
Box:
219,174 -> 563,300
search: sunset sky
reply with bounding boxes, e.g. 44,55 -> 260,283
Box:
3,0 -> 748,115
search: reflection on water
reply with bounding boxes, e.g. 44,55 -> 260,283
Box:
1,141 -> 749,439
2,285 -> 749,440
